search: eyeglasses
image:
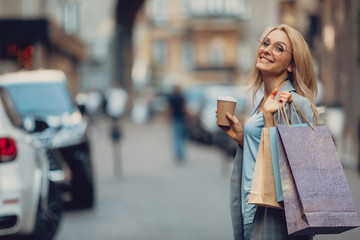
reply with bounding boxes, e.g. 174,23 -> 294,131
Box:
258,38 -> 292,56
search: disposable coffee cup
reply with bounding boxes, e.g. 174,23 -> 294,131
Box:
217,96 -> 237,127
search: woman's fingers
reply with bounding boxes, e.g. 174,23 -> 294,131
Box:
278,91 -> 293,103
280,91 -> 293,99
218,125 -> 230,132
226,112 -> 238,123
215,111 -> 237,126
269,88 -> 278,100
288,94 -> 293,102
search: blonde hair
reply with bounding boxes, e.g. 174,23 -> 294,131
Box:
246,24 -> 319,125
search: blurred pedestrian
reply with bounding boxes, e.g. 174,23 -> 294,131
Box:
167,85 -> 187,163
105,86 -> 128,120
217,24 -> 319,240
105,86 -> 128,177
84,89 -> 103,124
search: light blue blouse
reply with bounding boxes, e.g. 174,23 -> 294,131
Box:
229,80 -> 316,240
241,110 -> 263,224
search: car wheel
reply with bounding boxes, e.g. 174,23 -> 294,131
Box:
67,153 -> 95,209
26,181 -> 63,240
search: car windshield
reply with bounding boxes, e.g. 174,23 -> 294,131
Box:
4,82 -> 74,116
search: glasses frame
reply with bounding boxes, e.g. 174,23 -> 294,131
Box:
257,39 -> 293,56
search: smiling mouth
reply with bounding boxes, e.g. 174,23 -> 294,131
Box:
260,57 -> 273,63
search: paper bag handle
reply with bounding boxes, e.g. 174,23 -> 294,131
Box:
277,101 -> 314,130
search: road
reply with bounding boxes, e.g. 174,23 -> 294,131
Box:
56,115 -> 234,240
55,115 -> 360,240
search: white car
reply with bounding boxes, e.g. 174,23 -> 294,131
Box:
0,85 -> 63,239
0,69 -> 94,209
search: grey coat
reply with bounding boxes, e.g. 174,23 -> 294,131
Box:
229,80 -> 315,240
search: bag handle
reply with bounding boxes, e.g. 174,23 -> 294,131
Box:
277,101 -> 315,130
292,101 -> 314,130
290,102 -> 302,124
276,102 -> 290,126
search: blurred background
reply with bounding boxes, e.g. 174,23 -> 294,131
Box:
0,0 -> 360,239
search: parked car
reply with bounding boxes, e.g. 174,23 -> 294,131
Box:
0,69 -> 95,209
183,83 -> 248,151
183,82 -> 260,159
183,83 -> 214,142
0,86 -> 63,239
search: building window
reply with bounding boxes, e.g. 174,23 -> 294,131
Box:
63,2 -> 79,34
148,0 -> 168,23
227,0 -> 248,17
180,0 -> 191,18
182,41 -> 194,70
22,0 -> 34,17
188,0 -> 249,18
237,42 -> 253,71
153,40 -> 167,66
209,38 -> 225,67
206,0 -> 223,16
190,0 -> 207,16
209,46 -> 224,67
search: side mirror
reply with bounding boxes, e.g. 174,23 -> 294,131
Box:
34,119 -> 50,132
76,103 -> 87,116
23,116 -> 49,133
75,93 -> 88,116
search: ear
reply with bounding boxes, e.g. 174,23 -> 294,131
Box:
287,61 -> 294,72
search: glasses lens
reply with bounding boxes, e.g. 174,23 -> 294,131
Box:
262,39 -> 270,47
258,39 -> 289,56
272,43 -> 286,56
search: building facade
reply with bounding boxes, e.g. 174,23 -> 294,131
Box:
132,0 -> 281,91
0,0 -> 86,96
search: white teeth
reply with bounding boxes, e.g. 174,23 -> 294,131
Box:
260,57 -> 271,63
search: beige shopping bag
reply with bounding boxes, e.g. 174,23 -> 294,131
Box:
248,128 -> 283,209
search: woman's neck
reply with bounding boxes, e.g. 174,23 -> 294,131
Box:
262,73 -> 288,98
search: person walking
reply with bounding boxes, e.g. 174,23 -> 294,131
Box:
217,24 -> 320,240
168,85 -> 187,163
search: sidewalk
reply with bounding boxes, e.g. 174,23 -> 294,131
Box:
56,114 -> 360,240
57,115 -> 234,240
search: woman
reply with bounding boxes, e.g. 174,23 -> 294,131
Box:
218,24 -> 319,240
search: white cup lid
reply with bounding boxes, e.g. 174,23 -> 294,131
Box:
217,96 -> 237,102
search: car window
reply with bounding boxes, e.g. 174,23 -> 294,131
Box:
0,88 -> 23,128
4,82 -> 74,116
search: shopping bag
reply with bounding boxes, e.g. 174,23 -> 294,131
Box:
268,127 -> 282,202
269,102 -> 297,203
270,123 -> 308,203
248,128 -> 283,209
277,103 -> 360,235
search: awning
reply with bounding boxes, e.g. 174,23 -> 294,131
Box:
0,19 -> 86,61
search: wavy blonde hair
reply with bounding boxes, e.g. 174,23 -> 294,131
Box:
246,24 -> 319,125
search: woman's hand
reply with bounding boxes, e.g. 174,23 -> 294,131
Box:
263,89 -> 293,127
216,110 -> 244,146
278,91 -> 293,105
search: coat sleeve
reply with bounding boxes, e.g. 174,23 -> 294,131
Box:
290,93 -> 315,126
230,145 -> 245,240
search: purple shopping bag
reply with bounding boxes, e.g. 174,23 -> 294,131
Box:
277,124 -> 360,236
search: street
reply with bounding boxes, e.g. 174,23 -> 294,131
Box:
56,115 -> 360,240
56,114 -> 234,240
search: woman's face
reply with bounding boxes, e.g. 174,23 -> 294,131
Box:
256,29 -> 293,77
